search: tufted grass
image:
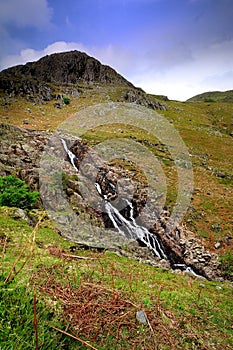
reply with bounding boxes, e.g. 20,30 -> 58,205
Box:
0,207 -> 233,349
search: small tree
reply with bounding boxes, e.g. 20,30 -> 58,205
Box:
0,175 -> 39,209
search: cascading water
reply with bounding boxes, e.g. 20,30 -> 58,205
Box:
61,138 -> 202,277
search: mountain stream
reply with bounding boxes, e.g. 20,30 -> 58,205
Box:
61,138 -> 201,277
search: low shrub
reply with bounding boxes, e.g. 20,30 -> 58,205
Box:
0,175 -> 39,209
63,96 -> 70,105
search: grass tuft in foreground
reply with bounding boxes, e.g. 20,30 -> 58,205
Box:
0,207 -> 233,349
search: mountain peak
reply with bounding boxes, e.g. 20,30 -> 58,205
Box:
0,50 -> 134,87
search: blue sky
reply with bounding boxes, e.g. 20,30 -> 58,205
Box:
0,0 -> 233,100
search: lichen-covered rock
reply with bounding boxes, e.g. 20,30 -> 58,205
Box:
0,123 -> 49,189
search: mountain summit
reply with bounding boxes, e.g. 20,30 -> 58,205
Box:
0,50 -> 165,110
0,50 -> 134,87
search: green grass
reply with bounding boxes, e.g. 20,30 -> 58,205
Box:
0,86 -> 233,348
187,89 -> 233,103
0,207 -> 233,349
0,279 -> 85,350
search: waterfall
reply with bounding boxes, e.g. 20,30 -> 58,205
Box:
60,139 -> 203,277
61,138 -> 167,259
61,138 -> 79,171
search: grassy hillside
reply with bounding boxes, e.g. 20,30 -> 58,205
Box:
187,90 -> 233,103
0,207 -> 232,349
0,85 -> 233,349
158,100 -> 233,245
1,89 -> 232,247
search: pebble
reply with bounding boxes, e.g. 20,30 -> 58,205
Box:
136,310 -> 147,324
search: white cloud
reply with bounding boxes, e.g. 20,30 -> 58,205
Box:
133,38 -> 233,100
0,42 -> 84,69
0,41 -> 134,74
0,0 -> 52,27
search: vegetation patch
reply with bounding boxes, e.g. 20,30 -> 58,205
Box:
0,175 -> 39,209
0,208 -> 233,349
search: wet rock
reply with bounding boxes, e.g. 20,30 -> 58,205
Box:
0,123 -> 227,281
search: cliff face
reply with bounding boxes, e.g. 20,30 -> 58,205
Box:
0,51 -> 166,110
0,50 -> 134,92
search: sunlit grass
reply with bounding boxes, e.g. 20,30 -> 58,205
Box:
0,207 -> 233,349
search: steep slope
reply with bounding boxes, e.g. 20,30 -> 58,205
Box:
0,50 -> 134,87
0,50 -> 165,111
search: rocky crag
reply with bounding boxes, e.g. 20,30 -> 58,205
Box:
0,123 -> 225,281
0,51 -> 165,110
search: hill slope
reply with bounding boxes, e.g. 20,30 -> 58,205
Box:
0,52 -> 233,349
187,90 -> 233,103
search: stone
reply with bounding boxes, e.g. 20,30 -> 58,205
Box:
119,89 -> 166,110
13,208 -> 27,220
214,242 -> 221,249
198,258 -> 206,263
202,254 -> 212,261
216,286 -> 222,290
225,237 -> 232,246
136,311 -> 147,324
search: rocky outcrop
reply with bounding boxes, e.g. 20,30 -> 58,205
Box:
0,123 -> 226,281
0,51 -> 166,110
119,89 -> 166,110
1,51 -> 134,86
0,123 -> 49,189
0,51 -> 134,102
0,78 -> 54,102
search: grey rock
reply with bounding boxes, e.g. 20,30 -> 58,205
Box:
214,242 -> 221,249
216,285 -> 222,290
136,310 -> 147,324
13,208 -> 28,220
119,89 -> 166,111
0,51 -> 135,103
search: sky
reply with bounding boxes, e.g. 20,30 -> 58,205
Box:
0,0 -> 233,101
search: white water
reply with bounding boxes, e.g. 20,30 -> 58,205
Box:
61,138 -> 79,171
61,138 -> 167,259
61,139 -> 203,277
